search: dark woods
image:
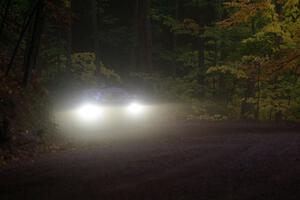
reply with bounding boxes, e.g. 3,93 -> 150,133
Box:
1,0 -> 300,145
1,0 -> 49,144
5,0 -> 45,87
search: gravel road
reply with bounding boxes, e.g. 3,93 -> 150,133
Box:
1,123 -> 300,200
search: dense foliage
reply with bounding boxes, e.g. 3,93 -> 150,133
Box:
146,0 -> 300,121
1,0 -> 300,148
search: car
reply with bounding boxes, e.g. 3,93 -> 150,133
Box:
54,87 -> 163,136
54,87 -> 182,139
76,87 -> 148,122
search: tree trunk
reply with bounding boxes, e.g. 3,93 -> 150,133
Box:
136,0 -> 152,72
0,0 -> 12,36
22,0 -> 45,87
92,0 -> 101,75
172,0 -> 179,76
23,16 -> 35,77
0,116 -> 9,144
66,0 -> 72,76
240,79 -> 256,120
255,64 -> 261,120
198,37 -> 205,68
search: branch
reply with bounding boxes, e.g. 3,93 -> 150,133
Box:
5,1 -> 39,76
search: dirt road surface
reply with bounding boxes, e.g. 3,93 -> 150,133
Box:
1,123 -> 300,200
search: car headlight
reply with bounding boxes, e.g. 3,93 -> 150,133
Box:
127,102 -> 144,115
76,103 -> 102,121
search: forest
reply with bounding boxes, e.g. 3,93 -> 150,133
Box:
2,0 -> 300,197
1,0 -> 300,148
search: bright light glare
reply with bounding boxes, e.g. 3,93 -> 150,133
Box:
77,104 -> 102,121
127,102 -> 145,115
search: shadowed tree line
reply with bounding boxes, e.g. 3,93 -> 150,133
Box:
1,0 -> 300,146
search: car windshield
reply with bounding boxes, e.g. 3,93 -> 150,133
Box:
84,88 -> 131,103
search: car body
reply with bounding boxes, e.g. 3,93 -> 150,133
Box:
54,88 -> 166,136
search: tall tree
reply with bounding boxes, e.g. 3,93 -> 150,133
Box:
23,0 -> 45,87
92,0 -> 101,75
0,0 -> 12,36
6,0 -> 39,75
135,0 -> 152,72
66,0 -> 72,75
